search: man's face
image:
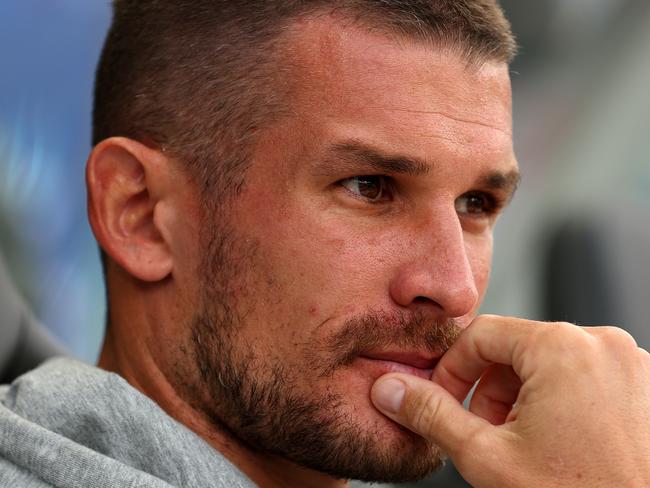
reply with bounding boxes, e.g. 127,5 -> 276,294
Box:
183,18 -> 518,483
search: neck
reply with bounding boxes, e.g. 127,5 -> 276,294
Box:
98,326 -> 348,488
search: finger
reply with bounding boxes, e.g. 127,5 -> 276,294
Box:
469,364 -> 521,425
371,373 -> 495,461
431,314 -> 545,402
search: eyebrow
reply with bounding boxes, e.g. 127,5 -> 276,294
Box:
318,140 -> 431,177
316,139 -> 521,199
480,169 -> 521,201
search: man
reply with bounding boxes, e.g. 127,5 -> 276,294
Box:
1,1 -> 648,487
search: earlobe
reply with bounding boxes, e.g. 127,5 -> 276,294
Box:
86,137 -> 173,282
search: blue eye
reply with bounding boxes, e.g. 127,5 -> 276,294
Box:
340,176 -> 391,202
455,192 -> 495,216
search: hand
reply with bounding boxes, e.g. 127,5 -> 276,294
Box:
371,315 -> 650,487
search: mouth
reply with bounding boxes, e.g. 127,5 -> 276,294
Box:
357,351 -> 441,380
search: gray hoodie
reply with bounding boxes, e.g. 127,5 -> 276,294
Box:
0,358 -> 257,488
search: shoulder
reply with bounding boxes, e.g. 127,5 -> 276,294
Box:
0,456 -> 53,488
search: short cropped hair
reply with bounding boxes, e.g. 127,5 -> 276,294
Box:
93,0 -> 516,198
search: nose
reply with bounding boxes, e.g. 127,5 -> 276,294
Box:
389,211 -> 480,319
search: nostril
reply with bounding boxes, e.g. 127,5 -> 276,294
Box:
413,296 -> 436,306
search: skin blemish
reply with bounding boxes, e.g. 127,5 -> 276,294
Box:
327,238 -> 345,251
308,304 -> 319,316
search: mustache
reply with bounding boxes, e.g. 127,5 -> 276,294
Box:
317,309 -> 462,376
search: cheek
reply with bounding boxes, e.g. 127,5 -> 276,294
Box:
241,210 -> 396,334
467,234 -> 493,299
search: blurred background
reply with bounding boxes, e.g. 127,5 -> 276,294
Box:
0,1 -> 649,485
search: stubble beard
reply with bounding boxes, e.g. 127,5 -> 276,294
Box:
187,213 -> 461,483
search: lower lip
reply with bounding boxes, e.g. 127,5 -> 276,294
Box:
355,357 -> 434,380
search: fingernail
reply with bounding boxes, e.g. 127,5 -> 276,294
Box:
372,378 -> 406,414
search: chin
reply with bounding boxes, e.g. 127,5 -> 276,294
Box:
324,409 -> 446,483
297,369 -> 446,483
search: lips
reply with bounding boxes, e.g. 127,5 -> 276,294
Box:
357,350 -> 441,379
361,351 -> 440,369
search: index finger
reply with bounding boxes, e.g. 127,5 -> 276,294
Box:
431,314 -> 542,402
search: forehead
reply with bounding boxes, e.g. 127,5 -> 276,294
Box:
286,16 -> 510,109
273,15 -> 515,172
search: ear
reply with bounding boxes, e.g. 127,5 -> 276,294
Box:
86,137 -> 175,282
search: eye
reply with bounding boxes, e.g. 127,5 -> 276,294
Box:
339,176 -> 392,202
455,192 -> 496,216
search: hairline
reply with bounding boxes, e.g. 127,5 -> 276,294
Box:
98,2 -> 516,306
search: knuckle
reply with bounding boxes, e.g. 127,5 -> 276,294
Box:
559,322 -> 592,345
596,326 -> 638,349
530,322 -> 597,366
556,321 -> 584,337
535,321 -> 583,347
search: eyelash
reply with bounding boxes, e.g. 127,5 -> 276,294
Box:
455,191 -> 502,217
339,175 -> 394,203
338,175 -> 505,216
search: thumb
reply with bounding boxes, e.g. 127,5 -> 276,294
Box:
371,373 -> 494,462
